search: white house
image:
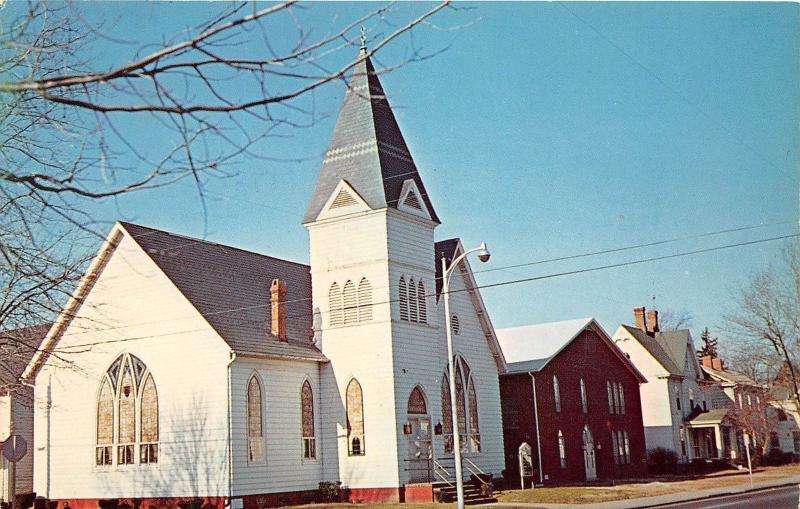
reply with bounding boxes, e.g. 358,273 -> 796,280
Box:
22,47 -> 506,509
612,308 -> 720,463
1,325 -> 50,506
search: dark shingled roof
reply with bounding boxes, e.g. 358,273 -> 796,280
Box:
434,238 -> 461,299
620,324 -> 684,375
304,51 -> 439,224
0,323 -> 51,388
120,223 -> 325,362
702,365 -> 760,387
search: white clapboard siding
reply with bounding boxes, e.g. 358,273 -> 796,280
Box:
9,390 -> 35,495
390,257 -> 505,480
308,210 -> 403,489
230,357 -> 323,495
33,232 -> 232,499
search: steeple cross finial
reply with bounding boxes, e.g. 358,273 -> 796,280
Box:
359,26 -> 367,51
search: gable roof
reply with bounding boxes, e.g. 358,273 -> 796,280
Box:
434,238 -> 461,299
701,365 -> 760,387
118,223 -> 325,361
432,237 -> 506,373
499,317 -> 594,366
499,318 -> 647,382
0,324 -> 51,389
619,324 -> 684,376
303,50 -> 439,224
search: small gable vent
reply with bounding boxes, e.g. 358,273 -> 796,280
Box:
330,189 -> 357,209
451,314 -> 460,335
403,190 -> 422,210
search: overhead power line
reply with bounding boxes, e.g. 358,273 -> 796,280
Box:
55,231 -> 799,351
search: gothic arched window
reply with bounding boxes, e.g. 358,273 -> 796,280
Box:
558,430 -> 567,468
408,386 -> 427,415
301,380 -> 315,459
248,375 -> 265,463
95,353 -> 158,466
580,378 -> 588,414
441,355 -> 481,454
619,383 -> 626,415
346,378 -> 365,456
553,375 -> 561,413
140,374 -> 159,463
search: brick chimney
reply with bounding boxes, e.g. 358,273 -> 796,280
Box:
633,307 -> 647,332
270,278 -> 287,341
700,355 -> 725,371
647,310 -> 659,334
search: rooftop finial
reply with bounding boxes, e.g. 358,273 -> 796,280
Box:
359,26 -> 367,52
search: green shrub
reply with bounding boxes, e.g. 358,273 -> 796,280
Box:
647,447 -> 678,475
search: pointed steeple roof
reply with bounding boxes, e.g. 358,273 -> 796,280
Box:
303,50 -> 440,224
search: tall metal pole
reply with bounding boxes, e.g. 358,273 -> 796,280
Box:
442,255 -> 465,509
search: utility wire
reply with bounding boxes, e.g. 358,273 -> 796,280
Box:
58,220 -> 794,340
55,231 -> 799,351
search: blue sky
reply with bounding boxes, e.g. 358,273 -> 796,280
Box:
27,2 -> 799,342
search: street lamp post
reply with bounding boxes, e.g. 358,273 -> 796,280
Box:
442,242 -> 491,509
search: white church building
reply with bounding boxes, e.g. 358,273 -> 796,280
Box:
22,48 -> 506,508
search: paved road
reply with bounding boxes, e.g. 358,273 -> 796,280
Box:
653,484 -> 800,509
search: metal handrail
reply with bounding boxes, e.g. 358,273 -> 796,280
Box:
433,459 -> 455,487
462,457 -> 491,488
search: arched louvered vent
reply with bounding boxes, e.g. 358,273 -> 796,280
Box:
329,282 -> 343,327
451,314 -> 460,335
330,188 -> 357,209
399,277 -> 409,321
357,277 -> 373,321
403,190 -> 422,210
408,279 -> 418,323
342,280 -> 357,324
417,281 -> 427,323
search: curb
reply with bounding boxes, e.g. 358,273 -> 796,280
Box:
490,475 -> 800,508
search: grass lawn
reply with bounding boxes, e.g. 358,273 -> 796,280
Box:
280,465 -> 800,507
495,464 -> 800,505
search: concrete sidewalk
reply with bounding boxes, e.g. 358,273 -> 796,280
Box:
491,474 -> 800,508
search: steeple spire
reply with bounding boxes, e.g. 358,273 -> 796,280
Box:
303,48 -> 440,224
359,26 -> 367,54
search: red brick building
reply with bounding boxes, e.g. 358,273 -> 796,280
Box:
497,318 -> 648,485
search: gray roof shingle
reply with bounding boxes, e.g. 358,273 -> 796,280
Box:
0,323 -> 51,388
303,52 -> 439,224
620,324 -> 684,375
120,223 -> 325,362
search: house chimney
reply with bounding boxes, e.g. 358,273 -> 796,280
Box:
270,278 -> 287,341
712,358 -> 723,371
633,307 -> 648,332
647,310 -> 659,334
701,355 -> 713,368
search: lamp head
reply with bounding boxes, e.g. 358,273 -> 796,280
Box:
477,242 -> 491,263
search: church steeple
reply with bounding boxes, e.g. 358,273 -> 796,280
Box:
303,47 -> 440,224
